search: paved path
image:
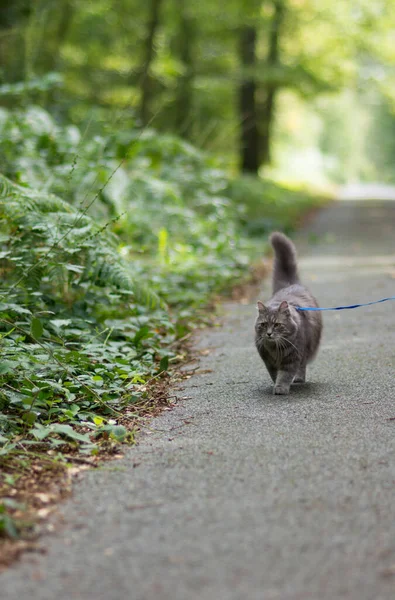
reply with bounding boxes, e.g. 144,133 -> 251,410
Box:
2,194 -> 395,600
338,183 -> 395,201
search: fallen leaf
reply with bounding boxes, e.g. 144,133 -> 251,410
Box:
34,493 -> 52,504
37,508 -> 52,519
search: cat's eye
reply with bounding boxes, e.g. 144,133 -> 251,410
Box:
274,323 -> 281,329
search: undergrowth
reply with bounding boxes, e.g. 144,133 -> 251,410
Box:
0,103 -> 325,539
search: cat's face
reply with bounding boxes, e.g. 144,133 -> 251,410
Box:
255,300 -> 296,343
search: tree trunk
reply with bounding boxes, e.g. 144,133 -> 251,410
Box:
0,0 -> 32,82
46,0 -> 74,71
260,88 -> 276,166
174,0 -> 194,138
239,25 -> 259,174
0,1 -> 31,29
261,0 -> 285,165
139,0 -> 163,127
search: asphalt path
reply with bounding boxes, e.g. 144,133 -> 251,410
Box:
1,191 -> 395,600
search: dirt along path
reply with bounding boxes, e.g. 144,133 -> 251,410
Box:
1,189 -> 395,599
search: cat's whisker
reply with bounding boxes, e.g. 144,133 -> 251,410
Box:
278,335 -> 301,357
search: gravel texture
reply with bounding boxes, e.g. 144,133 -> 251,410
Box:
1,195 -> 395,600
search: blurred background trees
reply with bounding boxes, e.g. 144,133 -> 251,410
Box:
1,0 -> 395,183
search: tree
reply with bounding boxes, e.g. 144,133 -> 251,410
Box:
0,0 -> 31,29
0,0 -> 31,83
139,0 -> 163,126
260,0 -> 285,165
239,24 -> 259,173
1,0 -> 395,183
174,0 -> 195,138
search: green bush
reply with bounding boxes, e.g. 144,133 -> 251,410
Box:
0,106 -> 252,460
226,174 -> 325,237
0,103 -> 323,466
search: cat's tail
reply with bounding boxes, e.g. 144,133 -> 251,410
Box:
270,232 -> 300,293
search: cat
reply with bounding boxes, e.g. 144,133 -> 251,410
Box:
255,232 -> 322,395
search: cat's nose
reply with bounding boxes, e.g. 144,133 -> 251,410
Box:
267,331 -> 272,337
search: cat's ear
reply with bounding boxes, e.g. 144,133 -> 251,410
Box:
257,301 -> 266,313
278,300 -> 289,313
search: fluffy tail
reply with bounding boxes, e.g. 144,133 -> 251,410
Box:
270,232 -> 300,293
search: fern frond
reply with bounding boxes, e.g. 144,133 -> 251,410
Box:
0,175 -> 161,309
0,175 -> 73,215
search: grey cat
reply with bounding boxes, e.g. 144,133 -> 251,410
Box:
255,232 -> 322,395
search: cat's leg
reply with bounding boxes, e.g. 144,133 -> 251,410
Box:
269,367 -> 278,383
293,363 -> 306,384
266,364 -> 277,383
274,368 -> 297,395
261,357 -> 277,383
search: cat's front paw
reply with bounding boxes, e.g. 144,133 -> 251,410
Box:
273,384 -> 290,395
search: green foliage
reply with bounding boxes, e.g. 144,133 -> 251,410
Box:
0,106 -> 252,299
0,73 -> 63,99
0,500 -> 22,539
227,175 -> 327,236
0,101 -> 321,469
0,173 -> 160,306
0,172 -> 170,459
0,99 -> 322,536
0,106 -> 245,469
2,0 -> 393,169
1,1 -> 394,181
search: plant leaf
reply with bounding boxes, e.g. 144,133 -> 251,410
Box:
31,317 -> 44,340
158,355 -> 169,373
49,424 -> 92,443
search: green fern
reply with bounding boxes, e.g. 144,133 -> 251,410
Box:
0,174 -> 161,308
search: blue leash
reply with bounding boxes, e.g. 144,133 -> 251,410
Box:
296,295 -> 395,312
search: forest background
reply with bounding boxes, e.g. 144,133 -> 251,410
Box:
2,0 -> 395,182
